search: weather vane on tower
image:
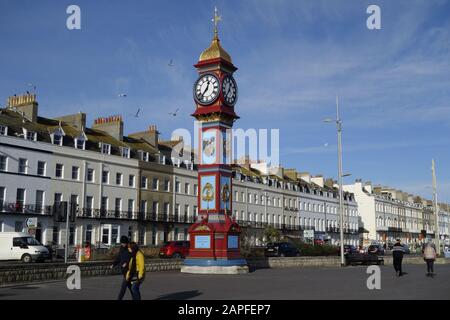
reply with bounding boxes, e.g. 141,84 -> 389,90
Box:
211,7 -> 222,38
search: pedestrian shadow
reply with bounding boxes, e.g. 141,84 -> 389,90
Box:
154,290 -> 202,300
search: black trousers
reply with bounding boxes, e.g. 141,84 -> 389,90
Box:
117,278 -> 132,300
425,259 -> 435,274
393,256 -> 403,274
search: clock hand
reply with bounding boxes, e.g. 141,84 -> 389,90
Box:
201,81 -> 211,98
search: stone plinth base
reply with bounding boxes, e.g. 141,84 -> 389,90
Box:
181,265 -> 249,274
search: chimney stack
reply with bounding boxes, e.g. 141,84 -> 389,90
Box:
129,124 -> 159,147
92,115 -> 123,141
7,93 -> 38,122
54,112 -> 86,130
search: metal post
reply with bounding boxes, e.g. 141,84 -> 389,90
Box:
336,96 -> 345,266
432,159 -> 440,255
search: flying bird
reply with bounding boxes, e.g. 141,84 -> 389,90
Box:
134,108 -> 141,118
324,143 -> 329,147
118,93 -> 127,98
168,59 -> 174,67
168,108 -> 179,117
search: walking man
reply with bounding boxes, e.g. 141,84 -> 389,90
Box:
423,241 -> 437,277
392,238 -> 405,277
111,236 -> 132,300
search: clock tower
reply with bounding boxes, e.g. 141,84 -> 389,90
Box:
181,8 -> 248,274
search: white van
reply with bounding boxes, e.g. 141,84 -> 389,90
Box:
0,232 -> 50,263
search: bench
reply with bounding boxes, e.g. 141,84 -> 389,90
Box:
345,253 -> 384,266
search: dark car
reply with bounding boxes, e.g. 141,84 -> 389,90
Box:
265,242 -> 301,257
367,244 -> 385,256
343,245 -> 358,255
159,241 -> 190,258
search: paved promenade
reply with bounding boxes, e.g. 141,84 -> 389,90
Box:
0,264 -> 449,300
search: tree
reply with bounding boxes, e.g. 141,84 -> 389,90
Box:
264,225 -> 282,243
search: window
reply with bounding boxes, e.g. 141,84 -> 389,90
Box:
128,199 -> 134,217
75,138 -> 85,150
141,176 -> 148,189
102,171 -> 109,184
87,168 -> 94,182
35,190 -> 44,213
140,200 -> 147,215
152,178 -> 158,190
234,191 -> 239,202
183,183 -> 190,194
26,131 -> 36,141
152,201 -> 159,214
140,151 -> 149,162
15,221 -> 23,232
37,161 -> 46,176
0,187 -> 5,210
85,224 -> 92,243
53,134 -> 62,146
69,227 -> 75,245
55,163 -> 63,178
194,185 -> 198,196
16,188 -> 25,211
121,147 -> 130,158
18,158 -> 27,174
129,175 -> 135,187
72,166 -> 79,180
85,196 -> 93,216
0,156 -> 7,171
115,198 -> 121,214
101,143 -> 111,155
116,173 -> 122,185
0,125 -> 7,136
164,179 -> 170,192
111,226 -> 119,244
102,227 -> 109,244
175,181 -> 180,193
101,197 -> 108,213
164,202 -> 170,216
54,193 -> 62,205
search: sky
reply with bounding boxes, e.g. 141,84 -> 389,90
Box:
0,0 -> 449,202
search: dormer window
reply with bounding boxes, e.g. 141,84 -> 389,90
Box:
24,129 -> 37,141
139,151 -> 149,162
0,125 -> 7,136
75,138 -> 85,150
121,147 -> 130,159
100,143 -> 111,155
158,154 -> 166,164
74,132 -> 87,150
53,134 -> 63,146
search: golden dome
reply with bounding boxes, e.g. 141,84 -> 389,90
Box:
199,32 -> 232,63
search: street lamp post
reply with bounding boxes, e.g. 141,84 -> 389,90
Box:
432,159 -> 441,255
324,96 -> 346,266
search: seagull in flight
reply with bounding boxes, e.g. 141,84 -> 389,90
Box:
134,108 -> 141,118
324,143 -> 329,147
168,108 -> 179,117
168,59 -> 174,67
118,93 -> 127,98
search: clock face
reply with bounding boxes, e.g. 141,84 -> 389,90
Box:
221,75 -> 238,106
194,74 -> 220,105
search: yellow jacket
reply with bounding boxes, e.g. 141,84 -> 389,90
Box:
126,250 -> 145,282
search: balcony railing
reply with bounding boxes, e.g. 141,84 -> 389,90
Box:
0,202 -> 53,215
77,209 -> 138,220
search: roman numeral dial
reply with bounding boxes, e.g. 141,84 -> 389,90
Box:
194,74 -> 220,105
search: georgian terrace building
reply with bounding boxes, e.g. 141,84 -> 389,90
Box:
0,93 -> 360,249
344,180 -> 449,246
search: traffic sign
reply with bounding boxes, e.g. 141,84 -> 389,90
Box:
26,217 -> 38,228
304,229 -> 314,239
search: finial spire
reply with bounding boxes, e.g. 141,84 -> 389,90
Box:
211,6 -> 222,40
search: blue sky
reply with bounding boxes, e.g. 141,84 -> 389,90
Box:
0,0 -> 449,201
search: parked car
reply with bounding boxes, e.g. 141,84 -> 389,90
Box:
265,242 -> 301,257
401,244 -> 410,254
159,241 -> 190,258
367,244 -> 385,256
0,232 -> 50,263
343,245 -> 358,255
